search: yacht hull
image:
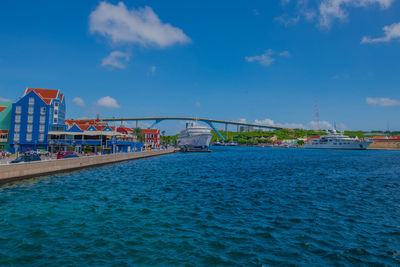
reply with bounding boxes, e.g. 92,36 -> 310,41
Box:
178,134 -> 212,149
177,123 -> 212,152
304,141 -> 372,150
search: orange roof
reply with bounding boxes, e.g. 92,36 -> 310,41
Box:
94,126 -> 107,131
0,107 -> 6,113
78,125 -> 90,131
0,130 -> 8,133
371,136 -> 388,140
141,129 -> 160,134
25,88 -> 60,105
119,126 -> 133,132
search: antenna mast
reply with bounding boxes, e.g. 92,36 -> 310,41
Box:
315,100 -> 320,130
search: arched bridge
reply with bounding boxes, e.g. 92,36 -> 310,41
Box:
95,117 -> 284,141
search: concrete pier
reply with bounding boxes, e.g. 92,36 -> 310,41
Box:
0,149 -> 176,184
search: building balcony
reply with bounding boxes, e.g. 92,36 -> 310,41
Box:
0,138 -> 8,143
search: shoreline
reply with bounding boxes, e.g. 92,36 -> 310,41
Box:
0,149 -> 177,184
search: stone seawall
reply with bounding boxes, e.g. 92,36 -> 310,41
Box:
368,141 -> 400,150
0,149 -> 176,184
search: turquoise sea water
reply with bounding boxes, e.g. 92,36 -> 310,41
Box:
1,147 -> 400,266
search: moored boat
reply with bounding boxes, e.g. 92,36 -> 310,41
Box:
304,130 -> 372,150
177,121 -> 212,152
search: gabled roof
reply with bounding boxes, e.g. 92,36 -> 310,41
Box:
117,126 -> 134,134
86,125 -> 98,131
102,125 -> 113,131
0,107 -> 6,113
24,88 -> 60,105
67,124 -> 84,132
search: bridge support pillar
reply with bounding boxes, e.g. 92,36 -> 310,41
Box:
149,119 -> 163,129
206,122 -> 225,141
136,120 -> 138,129
225,123 -> 228,140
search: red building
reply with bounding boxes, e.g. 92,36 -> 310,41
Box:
141,129 -> 160,148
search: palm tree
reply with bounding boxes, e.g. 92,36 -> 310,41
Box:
133,128 -> 145,143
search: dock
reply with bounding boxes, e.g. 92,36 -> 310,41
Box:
0,149 -> 177,184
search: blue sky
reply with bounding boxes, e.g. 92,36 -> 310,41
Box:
0,0 -> 399,133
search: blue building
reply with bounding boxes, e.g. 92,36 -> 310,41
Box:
9,88 -> 66,153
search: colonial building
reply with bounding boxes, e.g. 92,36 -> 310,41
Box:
141,129 -> 160,148
0,100 -> 13,151
8,88 -> 66,153
47,120 -> 142,153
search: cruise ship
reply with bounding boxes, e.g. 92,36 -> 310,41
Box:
304,130 -> 372,150
177,122 -> 212,152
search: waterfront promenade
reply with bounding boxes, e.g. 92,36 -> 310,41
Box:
0,148 -> 176,184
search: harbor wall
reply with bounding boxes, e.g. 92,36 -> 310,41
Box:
0,149 -> 176,184
368,141 -> 400,150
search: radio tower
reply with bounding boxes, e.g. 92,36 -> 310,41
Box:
315,100 -> 320,130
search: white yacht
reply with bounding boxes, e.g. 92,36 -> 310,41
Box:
177,121 -> 212,152
304,130 -> 372,150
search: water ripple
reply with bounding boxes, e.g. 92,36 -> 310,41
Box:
0,147 -> 400,265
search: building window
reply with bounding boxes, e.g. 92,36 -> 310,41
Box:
29,97 -> 34,105
54,101 -> 59,107
14,133 -> 19,142
15,115 -> 21,123
39,124 -> 45,133
27,124 -> 33,132
0,133 -> 8,142
40,116 -> 45,124
28,106 -> 34,114
39,134 -> 44,142
40,107 -> 46,114
28,115 -> 33,123
26,134 -> 32,142
14,124 -> 20,132
15,106 -> 22,114
54,118 -> 58,124
54,109 -> 58,115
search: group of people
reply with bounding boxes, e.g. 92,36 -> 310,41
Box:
1,151 -> 11,160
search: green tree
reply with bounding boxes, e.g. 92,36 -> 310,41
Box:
134,128 -> 145,142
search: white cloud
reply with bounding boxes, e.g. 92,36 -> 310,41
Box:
246,50 -> 275,66
101,51 -> 130,69
72,97 -> 85,107
246,49 -> 290,66
151,65 -> 156,74
97,96 -> 121,109
278,0 -> 393,29
252,118 -> 346,130
366,97 -> 400,106
274,15 -> 300,26
319,0 -> 394,28
0,97 -> 11,102
195,101 -> 201,107
238,118 -> 247,123
252,9 -> 260,16
279,50 -> 291,57
89,2 -> 191,48
255,118 -> 275,125
361,22 -> 400,44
